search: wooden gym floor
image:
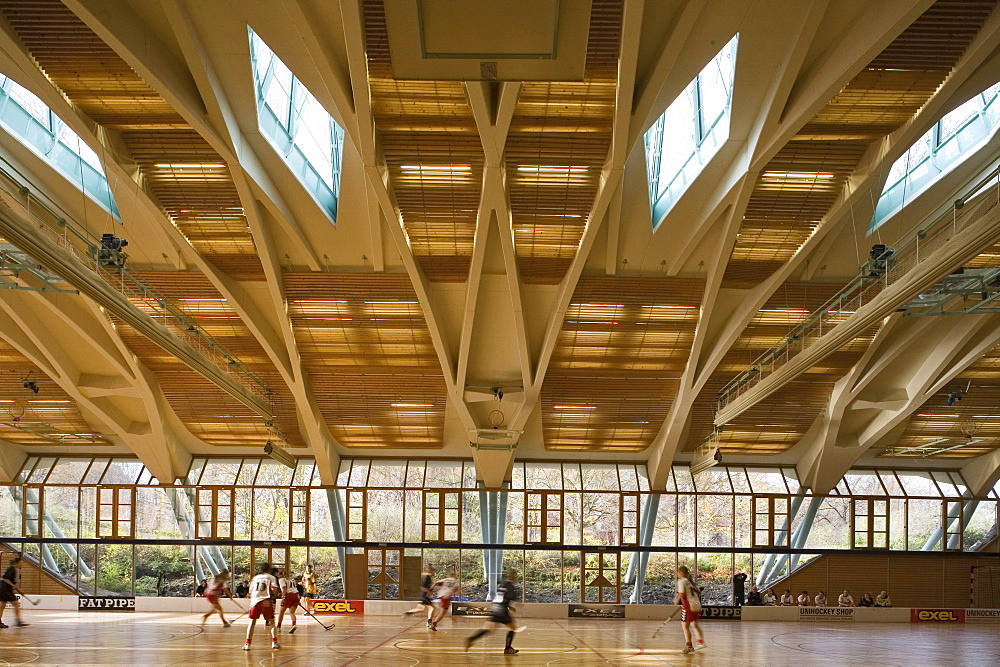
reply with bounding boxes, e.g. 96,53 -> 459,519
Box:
0,610 -> 998,666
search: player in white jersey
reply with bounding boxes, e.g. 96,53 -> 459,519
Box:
243,563 -> 279,650
276,570 -> 301,632
428,570 -> 459,630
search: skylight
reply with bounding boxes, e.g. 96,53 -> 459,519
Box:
871,81 -> 1000,231
248,28 -> 345,222
644,34 -> 738,228
0,74 -> 119,217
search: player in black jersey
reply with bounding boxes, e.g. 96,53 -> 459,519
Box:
402,564 -> 436,627
465,569 -> 521,655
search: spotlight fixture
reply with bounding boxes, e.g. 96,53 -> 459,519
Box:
947,392 -> 962,407
97,233 -> 129,268
22,380 -> 38,394
263,439 -> 296,469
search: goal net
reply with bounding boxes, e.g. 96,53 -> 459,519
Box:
971,565 -> 1000,608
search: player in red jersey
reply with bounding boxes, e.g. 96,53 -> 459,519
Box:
674,565 -> 705,654
243,563 -> 279,650
276,570 -> 300,632
200,569 -> 234,627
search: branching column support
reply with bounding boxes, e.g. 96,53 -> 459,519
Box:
325,489 -> 350,576
755,495 -> 805,588
478,485 -> 508,599
627,493 -> 661,603
763,495 -> 822,583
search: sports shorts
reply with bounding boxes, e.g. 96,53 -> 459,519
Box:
282,593 -> 300,609
434,596 -> 452,610
681,608 -> 700,623
205,593 -> 219,605
248,599 -> 275,621
489,606 -> 513,625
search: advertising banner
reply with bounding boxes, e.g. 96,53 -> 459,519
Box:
910,609 -> 964,623
452,602 -> 493,617
701,606 -> 742,620
310,600 -> 364,615
78,597 -> 135,612
567,604 -> 626,619
965,609 -> 1000,623
798,607 -> 854,621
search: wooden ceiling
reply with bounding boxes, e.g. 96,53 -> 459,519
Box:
0,338 -> 107,449
0,0 -> 263,279
284,273 -> 446,448
0,0 -> 996,473
542,276 -> 702,451
722,0 -> 997,290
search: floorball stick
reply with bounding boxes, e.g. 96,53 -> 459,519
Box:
297,602 -> 334,631
651,608 -> 680,638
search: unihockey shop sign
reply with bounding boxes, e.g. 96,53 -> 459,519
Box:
910,609 -> 965,623
78,596 -> 135,612
965,609 -> 1000,623
799,607 -> 854,621
701,606 -> 742,620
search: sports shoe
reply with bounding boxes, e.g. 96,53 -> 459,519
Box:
682,647 -> 694,654
0,623 -> 8,629
429,623 -> 437,631
271,642 -> 281,650
223,621 -> 231,628
503,647 -> 519,655
695,642 -> 706,651
242,643 -> 251,651
14,622 -> 28,627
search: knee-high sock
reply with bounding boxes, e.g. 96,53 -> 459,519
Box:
505,631 -> 514,648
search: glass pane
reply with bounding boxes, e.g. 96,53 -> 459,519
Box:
200,459 -> 241,486
47,457 -> 92,484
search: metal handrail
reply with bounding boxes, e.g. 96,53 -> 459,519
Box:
0,157 -> 272,406
716,164 -> 1000,411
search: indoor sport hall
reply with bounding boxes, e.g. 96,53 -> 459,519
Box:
1,0 -> 1000,665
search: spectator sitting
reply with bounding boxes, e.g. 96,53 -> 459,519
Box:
195,579 -> 207,597
763,588 -> 777,605
858,592 -> 874,607
746,585 -> 763,606
797,590 -> 810,606
838,590 -> 854,607
814,591 -> 827,607
235,580 -> 249,598
874,591 -> 892,607
780,589 -> 794,605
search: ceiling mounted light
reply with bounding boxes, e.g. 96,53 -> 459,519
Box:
762,171 -> 835,179
264,440 -> 296,469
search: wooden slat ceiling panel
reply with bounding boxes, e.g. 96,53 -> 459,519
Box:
0,0 -> 262,279
722,0 -> 996,289
364,1 -> 482,280
0,338 -> 106,447
507,0 -> 621,284
284,273 -> 446,447
109,271 -> 304,447
543,276 -> 702,451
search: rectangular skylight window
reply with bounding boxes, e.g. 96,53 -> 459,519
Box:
0,74 -> 119,218
644,34 -> 738,229
248,27 -> 345,223
871,81 -> 1000,231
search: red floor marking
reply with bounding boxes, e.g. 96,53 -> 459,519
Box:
552,620 -> 612,663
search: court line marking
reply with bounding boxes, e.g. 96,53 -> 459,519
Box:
338,620 -> 423,666
552,620 -> 613,663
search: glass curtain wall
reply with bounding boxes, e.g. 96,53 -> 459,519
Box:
2,456 -> 997,603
